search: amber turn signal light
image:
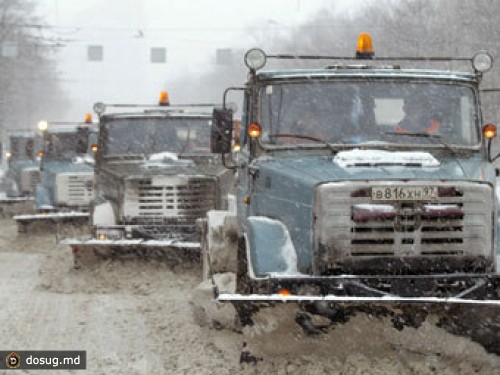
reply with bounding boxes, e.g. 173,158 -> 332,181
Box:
277,288 -> 291,296
483,123 -> 496,139
247,122 -> 262,139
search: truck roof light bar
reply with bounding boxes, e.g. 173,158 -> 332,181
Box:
249,50 -> 493,74
246,33 -> 492,73
93,102 -> 220,115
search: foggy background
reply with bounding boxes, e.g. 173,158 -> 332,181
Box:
1,0 -> 500,134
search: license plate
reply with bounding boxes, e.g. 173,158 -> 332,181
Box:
372,186 -> 438,201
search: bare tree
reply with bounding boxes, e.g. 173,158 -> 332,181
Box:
0,0 -> 67,136
167,0 -> 500,124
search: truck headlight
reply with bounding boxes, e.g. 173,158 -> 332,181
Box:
245,48 -> 266,70
95,228 -> 122,240
472,51 -> 493,73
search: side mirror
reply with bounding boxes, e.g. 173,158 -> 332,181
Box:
25,139 -> 34,159
76,127 -> 90,154
211,108 -> 233,154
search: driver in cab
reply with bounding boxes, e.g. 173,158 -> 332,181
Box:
395,94 -> 441,134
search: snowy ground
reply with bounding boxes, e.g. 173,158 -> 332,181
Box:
0,217 -> 499,374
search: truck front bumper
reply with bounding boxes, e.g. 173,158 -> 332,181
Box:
217,273 -> 500,306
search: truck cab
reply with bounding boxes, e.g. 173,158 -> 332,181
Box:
13,119 -> 96,231
61,95 -> 235,268
35,122 -> 95,212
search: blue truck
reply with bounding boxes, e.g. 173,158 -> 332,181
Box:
14,120 -> 96,232
203,34 -> 500,348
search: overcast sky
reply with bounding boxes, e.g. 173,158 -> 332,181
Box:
35,0 -> 358,120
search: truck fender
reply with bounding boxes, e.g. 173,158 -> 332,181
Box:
92,201 -> 117,226
246,216 -> 299,277
5,177 -> 19,197
35,185 -> 52,210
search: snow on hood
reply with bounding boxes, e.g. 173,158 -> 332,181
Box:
142,152 -> 194,169
22,166 -> 39,172
148,151 -> 179,161
72,155 -> 94,165
333,149 -> 440,168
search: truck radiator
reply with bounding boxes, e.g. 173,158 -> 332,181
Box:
55,172 -> 94,207
20,167 -> 40,194
123,176 -> 217,226
314,181 -> 493,273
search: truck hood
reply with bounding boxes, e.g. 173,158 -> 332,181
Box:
100,159 -> 226,180
8,159 -> 38,172
43,161 -> 94,174
255,150 -> 491,186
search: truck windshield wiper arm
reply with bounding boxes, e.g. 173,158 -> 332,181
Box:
384,131 -> 462,160
268,133 -> 338,154
384,131 -> 442,138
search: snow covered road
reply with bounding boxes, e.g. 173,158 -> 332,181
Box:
0,217 -> 498,374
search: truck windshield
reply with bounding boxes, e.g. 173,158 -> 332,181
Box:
45,132 -> 82,160
102,117 -> 211,157
260,80 -> 479,147
9,136 -> 35,160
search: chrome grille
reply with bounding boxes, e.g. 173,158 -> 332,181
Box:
123,176 -> 217,225
55,172 -> 94,207
20,168 -> 40,194
313,181 -> 493,272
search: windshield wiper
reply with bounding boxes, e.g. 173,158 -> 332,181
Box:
104,153 -> 144,160
384,131 -> 443,139
268,133 -> 338,154
384,131 -> 461,158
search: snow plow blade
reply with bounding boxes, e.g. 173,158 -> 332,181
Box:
0,196 -> 33,203
217,293 -> 500,306
215,276 -> 500,356
14,211 -> 89,222
60,237 -> 201,268
13,212 -> 89,232
0,196 -> 35,217
215,273 -> 500,306
59,237 -> 201,250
